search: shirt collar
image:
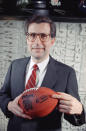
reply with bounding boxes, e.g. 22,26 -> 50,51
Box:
29,56 -> 50,73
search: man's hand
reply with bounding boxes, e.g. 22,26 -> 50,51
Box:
52,92 -> 83,115
7,94 -> 32,119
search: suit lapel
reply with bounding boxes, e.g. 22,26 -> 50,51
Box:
41,56 -> 58,89
19,57 -> 30,93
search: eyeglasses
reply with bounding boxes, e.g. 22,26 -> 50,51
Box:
26,33 -> 51,42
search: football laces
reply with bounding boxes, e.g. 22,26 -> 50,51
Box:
23,87 -> 39,93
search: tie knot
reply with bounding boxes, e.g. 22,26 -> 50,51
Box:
33,64 -> 38,70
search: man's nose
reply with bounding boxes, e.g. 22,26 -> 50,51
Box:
35,35 -> 42,43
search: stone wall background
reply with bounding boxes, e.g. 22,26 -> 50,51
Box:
0,20 -> 86,131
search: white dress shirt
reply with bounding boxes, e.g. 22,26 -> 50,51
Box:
25,56 -> 50,88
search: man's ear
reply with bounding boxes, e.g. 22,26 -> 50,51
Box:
51,38 -> 55,45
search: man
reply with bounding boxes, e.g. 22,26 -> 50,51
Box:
0,15 -> 85,131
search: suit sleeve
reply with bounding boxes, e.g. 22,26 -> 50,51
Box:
0,63 -> 13,118
64,68 -> 85,126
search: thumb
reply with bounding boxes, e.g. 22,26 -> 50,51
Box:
15,94 -> 22,102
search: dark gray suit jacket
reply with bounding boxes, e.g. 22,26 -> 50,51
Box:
0,56 -> 85,131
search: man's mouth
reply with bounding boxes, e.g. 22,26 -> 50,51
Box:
32,48 -> 44,50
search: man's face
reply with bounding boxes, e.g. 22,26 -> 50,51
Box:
27,23 -> 55,61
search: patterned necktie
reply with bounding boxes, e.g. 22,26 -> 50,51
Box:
25,64 -> 38,90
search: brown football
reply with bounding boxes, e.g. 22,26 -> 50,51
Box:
18,87 -> 58,118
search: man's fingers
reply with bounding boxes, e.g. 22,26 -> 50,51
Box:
52,94 -> 62,99
59,99 -> 72,106
22,114 -> 32,119
16,111 -> 32,119
14,104 -> 23,113
52,92 -> 73,100
59,103 -> 71,110
13,107 -> 32,119
58,108 -> 70,114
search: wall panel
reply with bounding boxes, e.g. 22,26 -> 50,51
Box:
0,20 -> 86,131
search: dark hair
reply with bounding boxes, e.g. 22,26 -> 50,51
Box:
25,15 -> 56,38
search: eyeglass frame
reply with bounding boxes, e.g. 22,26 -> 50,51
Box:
26,32 -> 51,42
